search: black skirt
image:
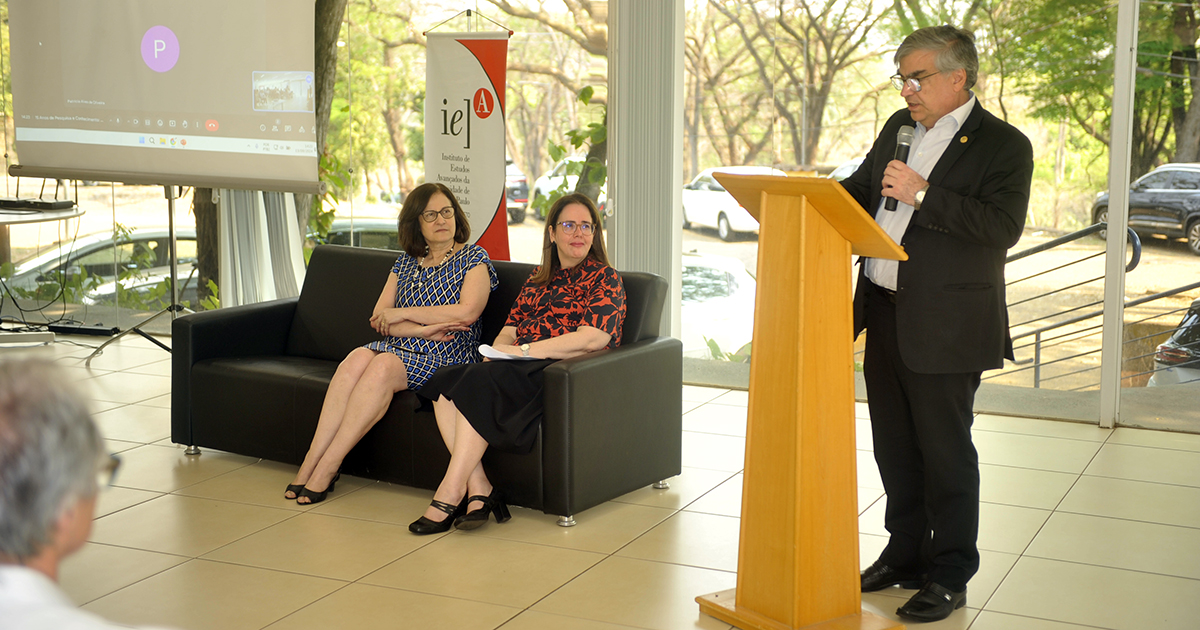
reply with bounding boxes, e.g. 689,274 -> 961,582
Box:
420,359 -> 556,453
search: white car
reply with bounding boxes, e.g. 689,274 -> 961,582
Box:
2,228 -> 198,295
1147,298 -> 1200,387
680,252 -> 756,360
682,166 -> 787,241
828,157 -> 865,181
531,157 -> 607,219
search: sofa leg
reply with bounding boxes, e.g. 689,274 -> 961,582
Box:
653,479 -> 670,490
557,515 -> 576,527
184,445 -> 201,456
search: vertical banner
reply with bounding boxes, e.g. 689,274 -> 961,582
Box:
425,32 -> 511,260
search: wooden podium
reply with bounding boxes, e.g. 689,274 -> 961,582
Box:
696,175 -> 907,630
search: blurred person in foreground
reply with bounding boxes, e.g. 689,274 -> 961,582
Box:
839,25 -> 1033,623
0,358 -> 171,629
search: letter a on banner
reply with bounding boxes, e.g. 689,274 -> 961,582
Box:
425,32 -> 511,260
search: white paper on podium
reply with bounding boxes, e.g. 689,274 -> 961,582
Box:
479,344 -> 540,361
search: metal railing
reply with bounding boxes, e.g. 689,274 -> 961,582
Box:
994,224 -> 1198,389
853,224 -> 1200,391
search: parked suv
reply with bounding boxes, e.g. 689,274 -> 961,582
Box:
1148,298 -> 1200,387
505,159 -> 530,224
1092,163 -> 1200,256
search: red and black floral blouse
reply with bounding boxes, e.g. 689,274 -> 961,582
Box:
505,256 -> 626,349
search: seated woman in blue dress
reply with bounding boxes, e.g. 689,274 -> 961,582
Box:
285,182 -> 498,504
412,193 -> 626,533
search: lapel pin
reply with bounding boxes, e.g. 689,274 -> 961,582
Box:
960,136 -> 968,143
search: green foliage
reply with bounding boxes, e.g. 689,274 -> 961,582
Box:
704,337 -> 752,363
1007,0 -> 1179,176
311,149 -> 349,239
324,2 -> 426,195
200,280 -> 220,311
6,270 -> 103,303
530,88 -> 608,218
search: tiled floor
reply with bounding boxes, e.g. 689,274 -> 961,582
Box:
8,333 -> 1200,629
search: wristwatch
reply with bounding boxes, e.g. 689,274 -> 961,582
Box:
520,343 -> 531,357
913,185 -> 929,210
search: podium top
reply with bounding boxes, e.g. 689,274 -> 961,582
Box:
713,173 -> 907,261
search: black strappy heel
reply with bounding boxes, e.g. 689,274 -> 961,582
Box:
454,489 -> 511,530
409,497 -> 466,535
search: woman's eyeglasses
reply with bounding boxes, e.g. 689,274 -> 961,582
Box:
420,207 -> 455,222
557,221 -> 595,235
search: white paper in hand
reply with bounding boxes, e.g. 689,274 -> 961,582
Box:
479,344 -> 540,361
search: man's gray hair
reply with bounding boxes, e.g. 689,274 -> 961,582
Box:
0,358 -> 102,560
895,25 -> 978,90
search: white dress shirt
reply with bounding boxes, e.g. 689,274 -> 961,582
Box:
866,94 -> 977,290
0,564 -> 171,630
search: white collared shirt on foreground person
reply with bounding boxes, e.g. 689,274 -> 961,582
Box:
0,564 -> 173,630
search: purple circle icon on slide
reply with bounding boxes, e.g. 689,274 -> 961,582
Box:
141,26 -> 179,73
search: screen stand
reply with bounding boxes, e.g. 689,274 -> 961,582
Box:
85,186 -> 192,366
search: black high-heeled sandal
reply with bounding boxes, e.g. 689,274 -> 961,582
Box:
284,484 -> 305,500
410,498 -> 466,535
454,489 -> 511,530
295,472 -> 340,505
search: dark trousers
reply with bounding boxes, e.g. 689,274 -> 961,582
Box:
864,282 -> 981,591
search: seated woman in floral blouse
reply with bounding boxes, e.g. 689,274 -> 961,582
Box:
411,193 -> 625,534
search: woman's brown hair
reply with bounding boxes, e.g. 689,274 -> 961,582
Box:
529,193 -> 609,286
396,183 -> 470,257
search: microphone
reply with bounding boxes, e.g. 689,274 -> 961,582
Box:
884,125 -> 916,211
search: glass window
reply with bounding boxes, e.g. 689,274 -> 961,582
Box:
1174,309 -> 1200,346
1138,171 -> 1174,189
72,242 -> 148,277
358,231 -> 398,250
1173,171 -> 1200,190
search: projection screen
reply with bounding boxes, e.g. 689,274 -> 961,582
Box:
7,0 -> 320,194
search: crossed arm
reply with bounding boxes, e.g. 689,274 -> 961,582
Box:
369,264 -> 492,341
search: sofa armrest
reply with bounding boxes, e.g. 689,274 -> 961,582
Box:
171,297 -> 299,445
540,336 -> 683,516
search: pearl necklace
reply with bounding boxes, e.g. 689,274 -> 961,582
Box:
413,246 -> 454,288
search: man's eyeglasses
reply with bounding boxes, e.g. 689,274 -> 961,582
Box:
97,453 -> 121,489
557,221 -> 595,235
420,207 -> 455,222
890,71 -> 940,93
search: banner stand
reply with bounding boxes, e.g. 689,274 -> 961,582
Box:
424,13 -> 513,260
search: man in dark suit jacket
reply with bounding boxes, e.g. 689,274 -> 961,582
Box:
839,25 -> 1033,623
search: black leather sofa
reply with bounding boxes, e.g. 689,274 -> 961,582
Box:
171,244 -> 683,523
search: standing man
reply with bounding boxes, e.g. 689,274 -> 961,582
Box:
839,25 -> 1032,623
0,358 -> 171,629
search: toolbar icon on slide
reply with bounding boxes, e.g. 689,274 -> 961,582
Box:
206,120 -> 219,132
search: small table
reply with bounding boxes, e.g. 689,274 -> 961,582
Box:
0,204 -> 86,264
0,204 -> 86,346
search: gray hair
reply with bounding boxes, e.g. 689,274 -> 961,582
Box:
0,358 -> 103,560
895,25 -> 978,90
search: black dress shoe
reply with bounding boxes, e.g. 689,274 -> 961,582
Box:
860,560 -> 926,592
454,489 -> 511,531
409,498 -> 466,535
896,582 -> 966,623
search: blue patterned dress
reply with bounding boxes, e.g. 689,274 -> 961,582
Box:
363,244 -> 497,390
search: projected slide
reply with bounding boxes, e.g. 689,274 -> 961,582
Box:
9,0 -> 318,191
